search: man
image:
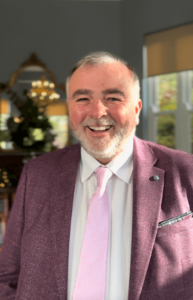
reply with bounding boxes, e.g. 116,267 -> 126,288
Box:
0,52 -> 193,300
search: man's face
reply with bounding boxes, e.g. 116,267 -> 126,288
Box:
68,61 -> 142,164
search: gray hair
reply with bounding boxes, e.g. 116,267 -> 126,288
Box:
66,51 -> 140,100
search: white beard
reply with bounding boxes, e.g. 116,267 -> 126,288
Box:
70,117 -> 135,160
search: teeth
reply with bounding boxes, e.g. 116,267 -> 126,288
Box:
89,126 -> 111,131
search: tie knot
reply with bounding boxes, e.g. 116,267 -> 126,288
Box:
95,167 -> 112,188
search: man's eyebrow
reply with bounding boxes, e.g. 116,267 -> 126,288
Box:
102,89 -> 126,98
71,89 -> 93,99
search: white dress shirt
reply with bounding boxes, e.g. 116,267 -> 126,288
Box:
68,138 -> 133,300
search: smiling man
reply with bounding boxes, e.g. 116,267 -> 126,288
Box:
68,57 -> 141,164
1,52 -> 193,300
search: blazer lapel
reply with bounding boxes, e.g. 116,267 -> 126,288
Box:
128,138 -> 165,300
49,145 -> 81,300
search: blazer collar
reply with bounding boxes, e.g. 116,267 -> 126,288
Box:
49,144 -> 81,300
128,137 -> 165,300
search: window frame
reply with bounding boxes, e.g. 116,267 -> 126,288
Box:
146,70 -> 193,154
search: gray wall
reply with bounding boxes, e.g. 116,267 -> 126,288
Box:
1,0 -> 193,139
121,0 -> 193,138
0,0 -> 121,83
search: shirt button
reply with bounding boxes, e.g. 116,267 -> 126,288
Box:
153,175 -> 159,181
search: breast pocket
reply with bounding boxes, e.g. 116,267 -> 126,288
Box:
157,213 -> 193,237
149,215 -> 193,299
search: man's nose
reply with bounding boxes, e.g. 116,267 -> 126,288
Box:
88,100 -> 108,118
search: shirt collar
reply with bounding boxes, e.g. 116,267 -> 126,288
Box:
80,137 -> 133,184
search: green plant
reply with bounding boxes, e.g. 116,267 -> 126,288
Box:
0,84 -> 55,152
157,74 -> 177,149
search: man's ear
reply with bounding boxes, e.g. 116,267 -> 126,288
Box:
135,99 -> 142,124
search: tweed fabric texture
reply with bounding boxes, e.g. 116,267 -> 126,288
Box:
129,139 -> 193,300
0,138 -> 193,300
73,167 -> 112,299
0,144 -> 81,300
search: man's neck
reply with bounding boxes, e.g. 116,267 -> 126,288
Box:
95,155 -> 121,165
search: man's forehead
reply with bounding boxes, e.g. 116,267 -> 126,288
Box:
71,61 -> 132,80
69,62 -> 133,91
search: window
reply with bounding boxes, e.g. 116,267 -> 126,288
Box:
147,71 -> 193,153
144,23 -> 193,154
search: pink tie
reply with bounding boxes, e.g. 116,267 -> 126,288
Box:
72,167 -> 112,300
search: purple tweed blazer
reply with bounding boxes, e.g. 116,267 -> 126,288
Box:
0,137 -> 193,300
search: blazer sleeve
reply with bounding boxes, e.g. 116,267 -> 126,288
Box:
0,163 -> 27,299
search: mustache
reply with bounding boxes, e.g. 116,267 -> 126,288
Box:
81,117 -> 117,127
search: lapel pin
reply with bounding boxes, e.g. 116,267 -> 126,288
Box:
153,175 -> 159,181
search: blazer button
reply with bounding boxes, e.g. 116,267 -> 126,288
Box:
153,175 -> 159,181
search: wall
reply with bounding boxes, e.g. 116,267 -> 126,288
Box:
121,0 -> 193,138
0,0 -> 121,84
1,0 -> 193,139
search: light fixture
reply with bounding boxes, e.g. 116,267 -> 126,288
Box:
28,75 -> 60,107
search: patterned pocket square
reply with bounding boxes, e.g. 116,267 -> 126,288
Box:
158,211 -> 192,228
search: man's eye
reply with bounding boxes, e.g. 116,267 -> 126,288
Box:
108,98 -> 120,102
76,98 -> 89,102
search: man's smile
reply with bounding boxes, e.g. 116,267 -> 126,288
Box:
87,125 -> 112,133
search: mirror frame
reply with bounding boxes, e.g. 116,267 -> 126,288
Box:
8,52 -> 66,93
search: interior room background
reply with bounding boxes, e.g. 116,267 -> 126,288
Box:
1,0 -> 193,138
0,0 -> 193,247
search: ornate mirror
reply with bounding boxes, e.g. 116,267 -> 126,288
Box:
0,53 -> 70,152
